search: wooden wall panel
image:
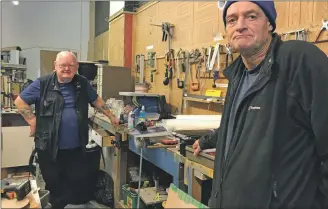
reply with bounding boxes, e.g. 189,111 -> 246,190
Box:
313,2 -> 328,26
288,2 -> 301,28
300,1 -> 314,27
275,2 -> 290,30
108,15 -> 125,66
94,31 -> 109,61
132,1 -> 227,114
90,1 -> 328,115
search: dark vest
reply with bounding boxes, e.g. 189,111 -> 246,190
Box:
35,72 -> 90,160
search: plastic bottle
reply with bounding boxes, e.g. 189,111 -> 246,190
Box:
128,111 -> 135,129
138,106 -> 146,123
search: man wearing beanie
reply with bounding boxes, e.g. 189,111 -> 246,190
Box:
207,1 -> 328,208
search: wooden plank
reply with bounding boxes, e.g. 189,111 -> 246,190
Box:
191,169 -> 202,202
288,2 -> 301,28
275,2 -> 290,30
300,1 -> 314,27
313,1 -> 328,27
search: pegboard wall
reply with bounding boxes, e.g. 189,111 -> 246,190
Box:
89,1 -> 328,115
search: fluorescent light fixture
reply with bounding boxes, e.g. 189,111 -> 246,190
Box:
12,1 -> 19,5
146,45 -> 154,50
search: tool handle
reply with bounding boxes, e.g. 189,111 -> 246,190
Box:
181,63 -> 186,72
162,24 -> 165,41
169,66 -> 173,79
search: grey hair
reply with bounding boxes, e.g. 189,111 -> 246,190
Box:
55,51 -> 77,62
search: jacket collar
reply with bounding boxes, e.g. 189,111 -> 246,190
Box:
50,72 -> 80,91
223,33 -> 282,81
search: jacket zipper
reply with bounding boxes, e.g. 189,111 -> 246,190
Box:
273,180 -> 278,199
218,63 -> 272,208
218,81 -> 236,209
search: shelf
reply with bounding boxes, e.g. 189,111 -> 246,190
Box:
119,92 -> 162,97
183,96 -> 224,104
1,63 -> 27,70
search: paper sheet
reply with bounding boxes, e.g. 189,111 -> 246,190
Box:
162,116 -> 221,132
176,115 -> 222,121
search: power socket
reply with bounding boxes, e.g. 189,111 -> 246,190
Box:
15,180 -> 31,201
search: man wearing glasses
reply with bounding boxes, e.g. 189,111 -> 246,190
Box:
14,51 -> 119,208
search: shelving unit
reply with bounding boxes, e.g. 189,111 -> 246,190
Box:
1,62 -> 27,108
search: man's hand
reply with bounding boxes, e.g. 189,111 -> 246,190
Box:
192,139 -> 202,156
109,115 -> 120,126
123,105 -> 135,114
93,96 -> 120,127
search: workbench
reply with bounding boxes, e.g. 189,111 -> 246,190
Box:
89,110 -> 214,208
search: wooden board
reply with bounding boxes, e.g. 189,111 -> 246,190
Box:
1,198 -> 29,208
139,187 -> 167,205
164,184 -> 208,208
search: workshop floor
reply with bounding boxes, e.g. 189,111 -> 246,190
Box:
65,201 -> 109,208
3,176 -> 110,208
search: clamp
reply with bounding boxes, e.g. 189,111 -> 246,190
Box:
111,133 -> 123,156
315,19 -> 328,42
162,22 -> 172,42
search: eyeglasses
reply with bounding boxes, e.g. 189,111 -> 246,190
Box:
57,64 -> 77,69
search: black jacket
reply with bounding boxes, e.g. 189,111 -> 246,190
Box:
35,73 -> 90,160
209,34 -> 328,209
199,129 -> 219,150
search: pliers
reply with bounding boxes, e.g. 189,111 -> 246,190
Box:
162,23 -> 170,42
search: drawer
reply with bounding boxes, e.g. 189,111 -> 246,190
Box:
91,128 -> 115,147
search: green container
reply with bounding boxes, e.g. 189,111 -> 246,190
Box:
122,184 -> 146,208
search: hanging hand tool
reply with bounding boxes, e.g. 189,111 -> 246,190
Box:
169,49 -> 174,79
298,30 -> 306,41
163,49 -> 174,85
147,52 -> 156,68
149,53 -> 157,83
315,19 -> 328,42
212,44 -> 234,88
207,43 -> 221,88
135,55 -> 141,82
176,49 -> 186,89
139,55 -> 145,84
163,53 -> 170,86
202,47 -> 211,78
162,23 -> 170,42
189,49 -> 202,91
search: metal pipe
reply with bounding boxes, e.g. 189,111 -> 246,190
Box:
137,144 -> 143,208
